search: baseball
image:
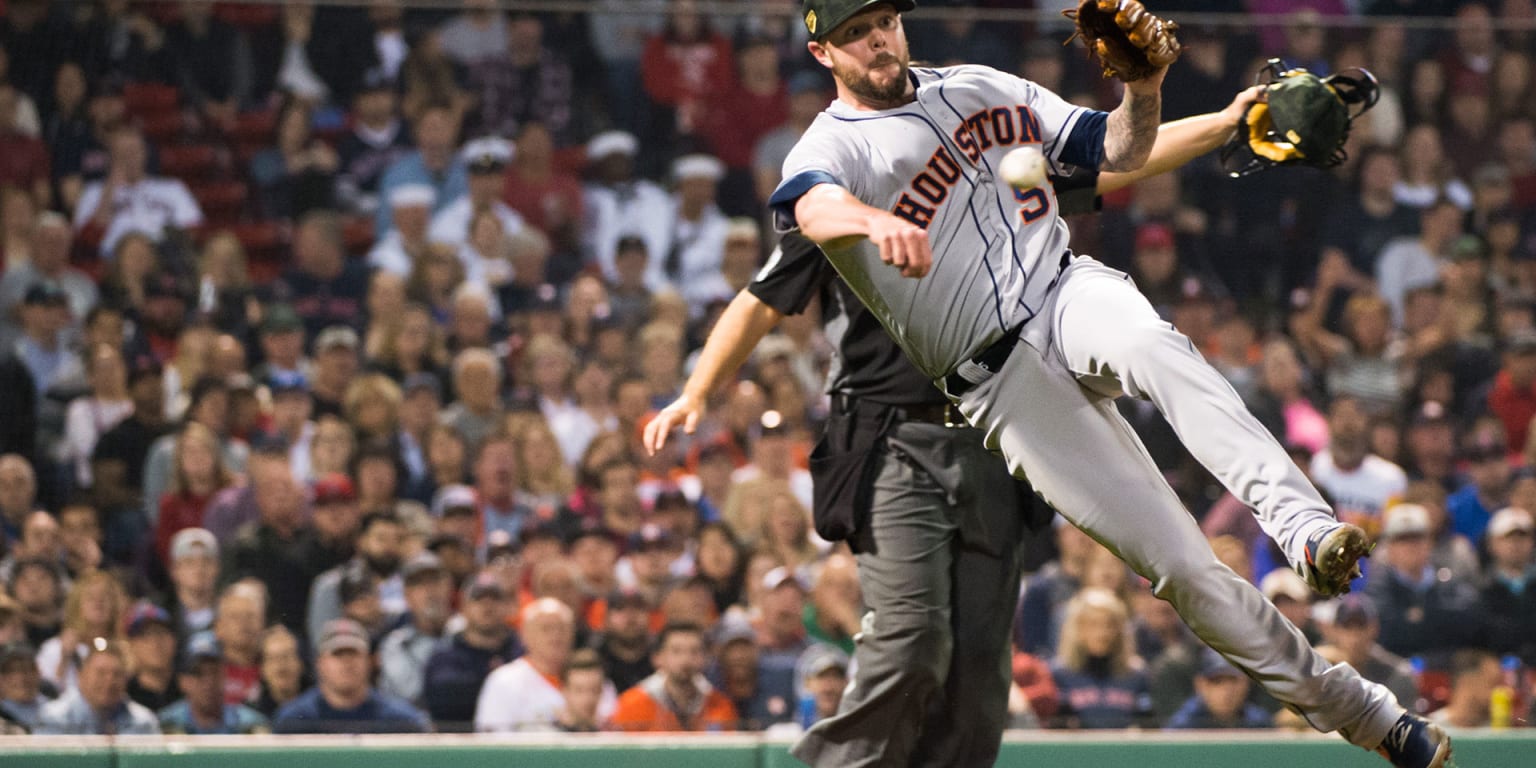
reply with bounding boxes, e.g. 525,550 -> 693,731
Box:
1000,145 -> 1047,190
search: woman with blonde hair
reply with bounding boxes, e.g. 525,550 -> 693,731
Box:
196,230 -> 256,332
367,302 -> 449,388
1048,587 -> 1152,730
719,476 -> 782,548
406,242 -> 466,323
344,373 -> 404,443
154,422 -> 236,566
756,482 -> 819,569
309,415 -> 356,482
515,418 -> 575,513
36,569 -> 128,692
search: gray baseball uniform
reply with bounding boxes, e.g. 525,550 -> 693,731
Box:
770,63 -> 1404,750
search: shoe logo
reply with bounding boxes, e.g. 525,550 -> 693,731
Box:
1384,719 -> 1413,754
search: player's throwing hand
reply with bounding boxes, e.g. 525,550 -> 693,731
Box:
867,212 -> 932,278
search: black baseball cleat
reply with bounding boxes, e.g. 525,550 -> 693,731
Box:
1298,522 -> 1372,597
1375,712 -> 1454,768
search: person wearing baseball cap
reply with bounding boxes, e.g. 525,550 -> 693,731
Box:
271,618 -> 429,733
1370,503 -> 1484,667
0,641 -> 47,730
585,128 -> 672,288
593,586 -> 656,694
310,325 -> 361,417
158,631 -> 269,734
427,137 -> 524,249
123,600 -> 180,712
1320,594 -> 1420,713
369,183 -> 438,277
418,570 -> 520,730
1481,506 -> 1535,662
377,553 -> 454,705
1165,647 -> 1273,729
165,528 -> 220,641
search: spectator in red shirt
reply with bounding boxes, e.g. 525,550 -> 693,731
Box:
701,36 -> 788,215
0,83 -> 49,207
155,422 -> 237,569
640,0 -> 735,155
501,121 -> 583,271
1485,331 -> 1536,455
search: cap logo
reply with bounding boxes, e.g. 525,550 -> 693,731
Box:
806,10 -> 817,34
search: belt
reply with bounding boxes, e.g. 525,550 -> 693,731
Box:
830,395 -> 967,428
944,323 -> 1022,398
943,250 -> 1071,398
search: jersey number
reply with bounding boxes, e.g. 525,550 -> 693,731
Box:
1014,187 -> 1050,223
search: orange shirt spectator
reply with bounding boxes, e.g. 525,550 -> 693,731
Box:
609,622 -> 737,732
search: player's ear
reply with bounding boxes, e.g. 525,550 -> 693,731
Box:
808,40 -> 833,70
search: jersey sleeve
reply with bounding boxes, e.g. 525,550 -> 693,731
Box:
1050,169 -> 1103,216
747,232 -> 836,316
767,122 -> 865,233
1012,74 -> 1108,174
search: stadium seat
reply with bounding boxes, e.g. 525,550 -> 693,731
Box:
228,220 -> 289,268
123,82 -> 180,116
192,181 -> 249,221
139,112 -> 186,144
342,216 -> 376,255
215,3 -> 280,30
158,144 -> 224,181
229,111 -> 277,145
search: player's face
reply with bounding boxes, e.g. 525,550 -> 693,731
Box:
811,6 -> 911,108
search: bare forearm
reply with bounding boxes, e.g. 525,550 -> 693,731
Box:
1101,86 -> 1162,173
1097,112 -> 1231,194
795,184 -> 884,248
680,290 -> 784,401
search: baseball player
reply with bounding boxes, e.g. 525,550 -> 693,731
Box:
645,86 -> 1270,765
697,2 -> 1451,766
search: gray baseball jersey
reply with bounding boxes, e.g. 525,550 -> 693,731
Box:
769,65 -> 1107,379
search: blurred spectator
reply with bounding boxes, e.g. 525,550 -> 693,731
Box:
1481,506 -> 1536,663
804,554 -> 858,654
589,585 -> 653,693
0,640 -> 48,730
1376,198 -> 1464,328
337,73 -> 411,215
1485,332 -> 1536,458
429,138 -> 522,254
0,212 -> 96,326
35,639 -> 158,735
58,344 -> 131,490
641,0 -> 735,152
158,630 -> 268,734
665,154 -> 732,316
309,331 -> 361,422
438,0 -> 508,65
251,625 -> 307,718
162,528 -> 218,641
163,1 -> 249,133
1164,648 -> 1273,730
377,552 -> 453,706
90,357 -> 167,521
421,571 -> 520,729
37,569 -> 126,694
612,621 -> 736,732
375,106 -> 467,237
368,185 -> 435,277
443,350 -> 505,454
1018,520 -> 1097,658
6,282 -> 83,404
793,646 -> 849,730
0,510 -> 65,586
212,583 -> 265,707
465,13 -> 573,144
123,601 -> 179,712
307,509 -> 406,649
1310,396 -> 1409,538
1426,648 -> 1500,728
273,618 -> 429,733
1394,124 -> 1471,210
702,36 -> 786,215
553,648 -> 607,732
1446,433 -> 1513,543
1047,588 -> 1153,730
72,125 -> 203,257
272,213 -> 369,338
1318,594 -> 1421,710
154,422 -> 235,568
10,559 -> 63,648
1319,148 -> 1418,298
752,566 -> 811,720
142,378 -> 247,526
1009,651 -> 1059,729
249,100 -> 339,219
583,131 -> 673,285
476,597 -> 591,731
0,83 -> 50,206
221,455 -> 317,636
1365,503 -> 1484,669
0,455 -> 36,541
501,122 -> 583,263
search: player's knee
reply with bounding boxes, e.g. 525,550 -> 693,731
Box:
1147,552 -> 1227,602
877,609 -> 953,688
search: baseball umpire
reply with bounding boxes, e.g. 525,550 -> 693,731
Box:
659,1 -> 1453,767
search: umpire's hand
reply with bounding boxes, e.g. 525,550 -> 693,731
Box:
644,393 -> 704,456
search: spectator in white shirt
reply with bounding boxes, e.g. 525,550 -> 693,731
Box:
474,597 -> 615,731
583,131 -> 673,285
73,126 -> 203,257
665,154 -> 730,318
369,184 -> 436,277
428,137 -> 523,252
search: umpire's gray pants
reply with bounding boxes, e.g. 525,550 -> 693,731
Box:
792,421 -> 1025,768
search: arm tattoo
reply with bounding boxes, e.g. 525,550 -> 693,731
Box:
1101,89 -> 1161,172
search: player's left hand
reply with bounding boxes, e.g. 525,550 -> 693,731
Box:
867,212 -> 932,278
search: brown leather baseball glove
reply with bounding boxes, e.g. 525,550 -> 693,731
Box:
1063,0 -> 1182,82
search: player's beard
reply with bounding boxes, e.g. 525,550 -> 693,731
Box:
837,50 -> 911,107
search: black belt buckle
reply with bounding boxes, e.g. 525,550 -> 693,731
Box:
945,324 -> 1022,398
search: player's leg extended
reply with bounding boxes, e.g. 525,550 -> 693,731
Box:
907,427 -> 1025,768
1050,258 -> 1358,591
792,429 -> 958,768
954,340 -> 1401,749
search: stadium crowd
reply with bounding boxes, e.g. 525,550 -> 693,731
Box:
0,0 -> 1533,737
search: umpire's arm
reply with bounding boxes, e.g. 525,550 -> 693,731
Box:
643,291 -> 783,454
